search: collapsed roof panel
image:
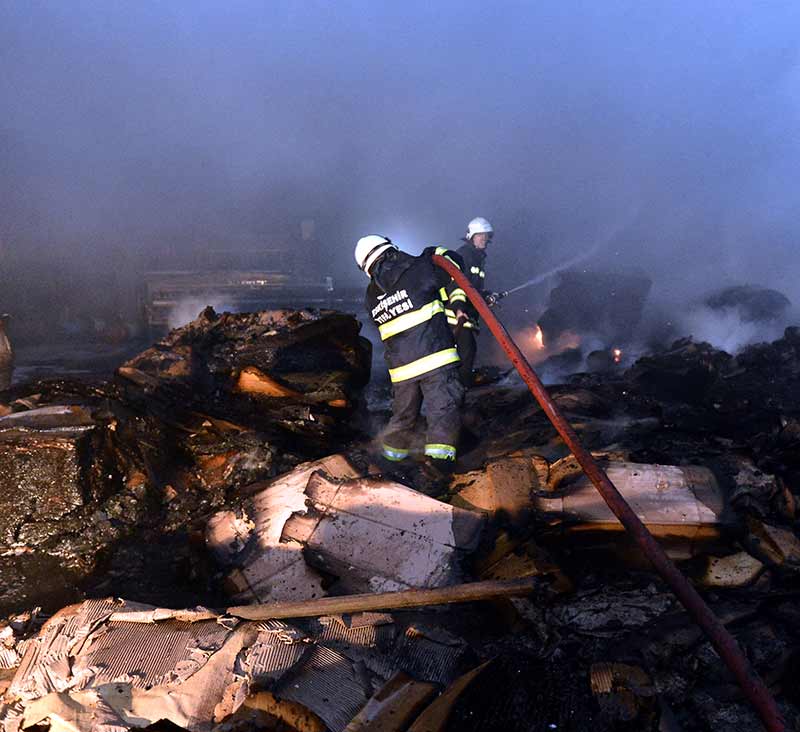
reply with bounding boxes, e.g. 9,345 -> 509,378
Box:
216,457 -> 485,603
0,596 -> 478,732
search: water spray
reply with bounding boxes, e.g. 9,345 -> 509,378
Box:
492,208 -> 641,304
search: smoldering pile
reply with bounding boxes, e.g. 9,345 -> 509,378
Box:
1,306 -> 800,732
0,307 -> 371,613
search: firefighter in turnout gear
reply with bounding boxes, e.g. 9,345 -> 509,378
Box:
446,216 -> 495,386
355,235 -> 465,467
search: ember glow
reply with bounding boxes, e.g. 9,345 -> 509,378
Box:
514,324 -> 583,365
533,324 -> 545,350
514,324 -> 547,363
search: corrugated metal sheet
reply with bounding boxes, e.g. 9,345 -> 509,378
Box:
303,614 -> 397,680
2,597 -> 474,732
73,619 -> 232,688
9,600 -> 118,700
0,699 -> 24,732
73,598 -> 123,630
9,601 -> 229,700
390,626 -> 469,686
0,647 -> 19,669
242,629 -> 308,684
256,618 -> 307,641
311,617 -> 391,648
11,623 -> 65,696
277,645 -> 370,732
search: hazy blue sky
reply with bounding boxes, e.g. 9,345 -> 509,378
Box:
2,1 -> 799,302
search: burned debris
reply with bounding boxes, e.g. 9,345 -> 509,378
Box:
222,463 -> 485,602
0,308 -> 371,615
119,306 -> 371,445
537,270 -> 652,353
1,308 -> 800,731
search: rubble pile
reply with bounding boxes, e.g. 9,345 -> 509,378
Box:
0,308 -> 371,613
1,313 -> 800,731
119,306 -> 371,444
0,597 -> 483,732
210,456 -> 485,604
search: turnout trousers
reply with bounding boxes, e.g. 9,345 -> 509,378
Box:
455,327 -> 477,387
382,366 -> 464,462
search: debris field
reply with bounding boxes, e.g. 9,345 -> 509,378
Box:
1,307 -> 800,731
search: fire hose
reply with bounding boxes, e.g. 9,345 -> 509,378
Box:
432,255 -> 786,732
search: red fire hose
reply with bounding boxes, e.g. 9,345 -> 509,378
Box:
432,255 -> 785,732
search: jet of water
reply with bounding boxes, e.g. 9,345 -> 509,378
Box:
500,207 -> 640,299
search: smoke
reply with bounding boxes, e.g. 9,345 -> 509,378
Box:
167,298 -> 235,331
679,307 -> 787,355
2,1 -> 800,348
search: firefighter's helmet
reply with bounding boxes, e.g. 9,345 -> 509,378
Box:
354,235 -> 396,275
466,217 -> 493,240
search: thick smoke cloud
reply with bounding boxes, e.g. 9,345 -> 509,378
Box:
1,1 -> 800,343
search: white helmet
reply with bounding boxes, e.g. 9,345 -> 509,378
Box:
466,217 -> 493,240
354,235 -> 396,275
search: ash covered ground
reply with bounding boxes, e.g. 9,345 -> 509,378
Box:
0,306 -> 799,732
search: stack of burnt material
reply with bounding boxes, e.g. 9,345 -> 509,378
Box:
537,269 -> 652,349
0,308 -> 372,614
118,306 -> 371,444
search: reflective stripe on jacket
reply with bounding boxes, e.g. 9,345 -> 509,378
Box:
446,242 -> 487,328
366,246 -> 464,383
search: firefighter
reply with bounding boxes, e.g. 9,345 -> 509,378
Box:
355,235 -> 465,469
446,216 -> 495,386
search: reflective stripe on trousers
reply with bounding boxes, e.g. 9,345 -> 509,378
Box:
388,347 -> 460,383
383,367 -> 463,462
382,443 -> 409,461
424,443 -> 456,461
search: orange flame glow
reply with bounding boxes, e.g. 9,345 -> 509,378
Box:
533,324 -> 544,350
512,324 -> 582,364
